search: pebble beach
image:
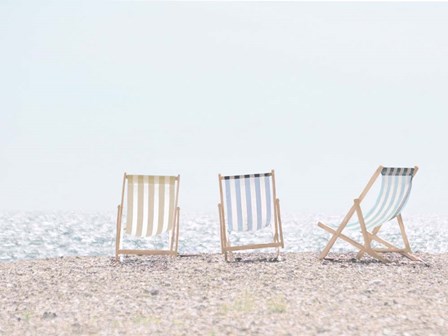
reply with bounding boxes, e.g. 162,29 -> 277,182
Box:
1,252 -> 447,335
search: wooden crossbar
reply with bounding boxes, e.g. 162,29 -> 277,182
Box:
223,242 -> 282,252
118,249 -> 177,256
373,248 -> 407,253
369,232 -> 421,261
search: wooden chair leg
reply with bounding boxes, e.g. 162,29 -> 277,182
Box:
318,222 -> 388,262
225,238 -> 234,262
276,199 -> 285,249
356,226 -> 381,259
175,207 -> 180,253
115,205 -> 122,262
169,223 -> 175,253
356,216 -> 421,262
397,214 -> 412,252
366,248 -> 388,263
169,212 -> 178,257
370,234 -> 421,261
318,223 -> 367,255
318,205 -> 356,259
355,201 -> 388,263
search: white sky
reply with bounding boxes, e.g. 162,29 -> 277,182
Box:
1,1 -> 447,215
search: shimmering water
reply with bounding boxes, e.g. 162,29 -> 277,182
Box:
0,212 -> 447,261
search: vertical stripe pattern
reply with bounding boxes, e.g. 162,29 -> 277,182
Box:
346,167 -> 415,230
222,173 -> 274,232
125,175 -> 177,237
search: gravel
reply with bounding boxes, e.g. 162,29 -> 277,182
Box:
1,252 -> 447,335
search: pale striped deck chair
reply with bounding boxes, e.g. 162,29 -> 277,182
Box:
115,173 -> 180,261
218,170 -> 284,261
318,166 -> 420,263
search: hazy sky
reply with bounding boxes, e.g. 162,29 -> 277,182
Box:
1,1 -> 447,215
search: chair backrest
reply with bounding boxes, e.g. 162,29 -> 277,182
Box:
347,167 -> 416,230
220,172 -> 276,232
125,175 -> 179,237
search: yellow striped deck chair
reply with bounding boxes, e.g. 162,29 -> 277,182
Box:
115,173 -> 180,261
218,170 -> 284,261
318,166 -> 421,263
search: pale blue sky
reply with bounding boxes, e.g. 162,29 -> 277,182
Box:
1,1 -> 447,215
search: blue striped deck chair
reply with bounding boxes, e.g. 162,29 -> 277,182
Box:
115,173 -> 181,261
318,166 -> 421,263
218,170 -> 284,261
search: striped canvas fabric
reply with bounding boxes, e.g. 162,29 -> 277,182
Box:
346,167 -> 415,230
222,173 -> 274,232
125,175 -> 177,237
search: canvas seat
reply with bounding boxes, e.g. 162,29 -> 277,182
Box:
218,170 -> 284,261
318,166 -> 420,263
115,173 -> 180,261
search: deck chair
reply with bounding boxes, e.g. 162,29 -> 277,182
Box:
115,173 -> 180,261
218,170 -> 284,261
318,166 -> 420,263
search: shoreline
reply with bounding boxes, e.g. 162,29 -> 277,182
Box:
1,252 -> 447,335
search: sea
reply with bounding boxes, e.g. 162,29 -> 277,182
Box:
0,212 -> 447,261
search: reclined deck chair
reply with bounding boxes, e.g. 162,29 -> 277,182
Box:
318,166 -> 420,263
218,170 -> 284,261
115,173 -> 180,261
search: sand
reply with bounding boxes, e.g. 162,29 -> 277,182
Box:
1,253 -> 447,335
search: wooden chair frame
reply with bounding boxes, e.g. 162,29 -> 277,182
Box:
115,173 -> 181,261
318,165 -> 421,263
218,169 -> 284,262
